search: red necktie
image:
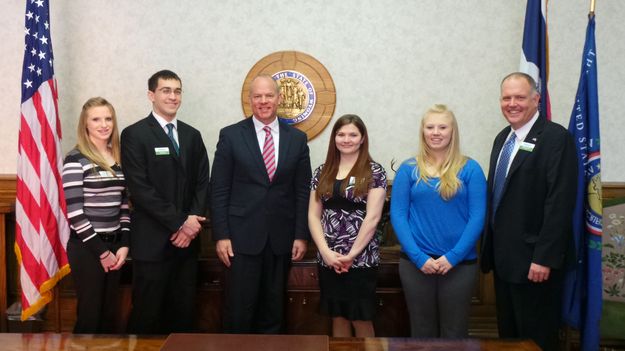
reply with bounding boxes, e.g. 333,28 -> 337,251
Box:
262,126 -> 276,182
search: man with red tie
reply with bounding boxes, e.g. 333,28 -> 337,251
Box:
211,75 -> 311,333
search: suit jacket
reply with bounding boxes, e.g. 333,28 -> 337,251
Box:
480,115 -> 577,284
121,114 -> 210,261
210,118 -> 311,256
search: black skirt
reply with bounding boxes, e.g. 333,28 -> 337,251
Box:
318,265 -> 378,321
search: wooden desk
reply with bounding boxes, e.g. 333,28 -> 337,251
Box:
0,333 -> 165,351
162,334 -> 329,351
161,335 -> 541,351
0,333 -> 542,351
330,337 -> 541,351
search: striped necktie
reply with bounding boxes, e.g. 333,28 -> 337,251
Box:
166,123 -> 179,155
262,126 -> 276,181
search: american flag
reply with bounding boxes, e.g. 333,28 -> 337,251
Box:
16,0 -> 70,321
520,0 -> 551,120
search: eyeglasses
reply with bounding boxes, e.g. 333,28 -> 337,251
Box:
158,88 -> 182,96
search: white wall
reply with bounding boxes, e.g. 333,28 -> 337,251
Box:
1,0 -> 623,180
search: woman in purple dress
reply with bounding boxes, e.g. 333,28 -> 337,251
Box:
308,114 -> 387,337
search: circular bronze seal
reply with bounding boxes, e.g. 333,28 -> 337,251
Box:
241,51 -> 336,141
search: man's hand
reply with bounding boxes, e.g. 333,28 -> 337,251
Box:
216,239 -> 234,267
528,262 -> 551,283
179,215 -> 206,239
171,215 -> 206,247
170,230 -> 192,248
291,239 -> 307,261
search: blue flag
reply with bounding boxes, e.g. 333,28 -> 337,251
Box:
520,0 -> 551,119
563,15 -> 602,351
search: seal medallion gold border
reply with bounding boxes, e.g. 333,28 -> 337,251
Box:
241,51 -> 336,141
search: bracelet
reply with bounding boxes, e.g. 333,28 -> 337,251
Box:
100,251 -> 111,260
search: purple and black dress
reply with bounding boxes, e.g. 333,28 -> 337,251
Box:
311,161 -> 387,321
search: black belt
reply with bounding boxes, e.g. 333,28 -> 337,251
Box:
98,230 -> 122,243
323,197 -> 367,212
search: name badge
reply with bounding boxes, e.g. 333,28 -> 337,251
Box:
345,176 -> 356,192
154,147 -> 170,156
519,141 -> 535,152
99,171 -> 112,177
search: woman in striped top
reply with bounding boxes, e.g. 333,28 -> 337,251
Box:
62,97 -> 130,333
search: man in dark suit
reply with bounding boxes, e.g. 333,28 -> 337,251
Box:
211,75 -> 311,334
121,70 -> 210,333
480,72 -> 577,350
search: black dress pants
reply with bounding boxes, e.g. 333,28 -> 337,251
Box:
127,252 -> 198,334
494,272 -> 564,351
223,243 -> 290,334
67,237 -> 122,334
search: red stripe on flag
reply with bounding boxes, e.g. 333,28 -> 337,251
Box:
14,224 -> 42,308
38,186 -> 68,268
18,115 -> 41,178
15,177 -> 42,242
49,80 -> 62,138
32,90 -> 61,178
16,179 -> 53,289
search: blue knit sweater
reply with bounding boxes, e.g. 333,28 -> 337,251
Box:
390,158 -> 487,268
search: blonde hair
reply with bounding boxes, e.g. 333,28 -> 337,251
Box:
415,104 -> 467,200
75,97 -> 121,174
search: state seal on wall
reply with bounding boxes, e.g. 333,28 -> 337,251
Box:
273,70 -> 315,125
241,51 -> 336,141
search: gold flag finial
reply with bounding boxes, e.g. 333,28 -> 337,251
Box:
590,0 -> 596,17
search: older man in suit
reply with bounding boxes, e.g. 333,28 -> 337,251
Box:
211,75 -> 311,334
480,72 -> 577,351
121,70 -> 210,334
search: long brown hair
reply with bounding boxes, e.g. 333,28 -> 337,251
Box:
316,114 -> 373,199
75,97 -> 121,174
415,104 -> 466,200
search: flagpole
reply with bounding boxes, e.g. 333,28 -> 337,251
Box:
590,0 -> 596,17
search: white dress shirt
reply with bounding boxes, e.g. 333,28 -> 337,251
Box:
152,111 -> 179,145
497,111 -> 540,176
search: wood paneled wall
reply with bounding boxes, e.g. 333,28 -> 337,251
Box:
1,175 -> 624,339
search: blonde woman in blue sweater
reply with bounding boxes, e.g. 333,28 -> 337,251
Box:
390,104 -> 486,338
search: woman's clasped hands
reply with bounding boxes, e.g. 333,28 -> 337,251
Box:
421,256 -> 453,275
99,247 -> 128,272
